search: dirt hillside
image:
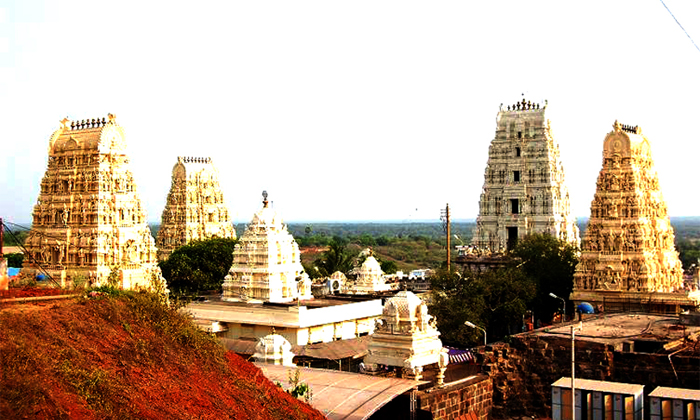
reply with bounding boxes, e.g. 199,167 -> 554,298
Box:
0,289 -> 324,419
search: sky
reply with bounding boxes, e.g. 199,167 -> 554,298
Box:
2,1 -> 700,225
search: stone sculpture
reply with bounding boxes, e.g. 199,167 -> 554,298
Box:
21,115 -> 167,292
472,99 -> 580,251
156,156 -> 236,261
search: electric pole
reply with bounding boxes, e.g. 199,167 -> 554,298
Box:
440,204 -> 450,272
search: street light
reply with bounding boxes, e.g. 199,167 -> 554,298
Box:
549,292 -> 566,323
464,321 -> 487,346
571,322 -> 583,420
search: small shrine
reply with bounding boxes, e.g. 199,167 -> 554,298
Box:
352,251 -> 391,294
222,192 -> 312,303
253,334 -> 296,367
21,115 -> 166,291
572,121 -> 697,312
156,156 -> 236,261
364,291 -> 446,381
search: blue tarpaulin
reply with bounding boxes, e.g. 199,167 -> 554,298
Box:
7,267 -> 20,277
578,302 -> 595,314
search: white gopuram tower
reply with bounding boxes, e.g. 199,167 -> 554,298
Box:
21,115 -> 166,291
472,99 -> 580,251
222,192 -> 312,303
156,156 -> 235,261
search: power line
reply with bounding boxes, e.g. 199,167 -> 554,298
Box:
659,0 -> 700,54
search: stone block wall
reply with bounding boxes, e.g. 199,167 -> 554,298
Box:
417,374 -> 492,420
476,334 -> 700,418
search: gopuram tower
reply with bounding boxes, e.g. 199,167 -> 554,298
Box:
571,121 -> 696,312
156,157 -> 236,261
472,99 -> 580,251
21,115 -> 166,291
222,192 -> 312,303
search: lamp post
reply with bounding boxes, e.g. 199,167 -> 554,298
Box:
549,292 -> 566,323
571,322 -> 583,420
464,321 -> 487,346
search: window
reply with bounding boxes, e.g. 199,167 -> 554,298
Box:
518,131 -> 522,139
510,199 -> 519,214
513,171 -> 521,182
515,147 -> 521,157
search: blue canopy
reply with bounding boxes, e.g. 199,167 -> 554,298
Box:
577,302 -> 595,314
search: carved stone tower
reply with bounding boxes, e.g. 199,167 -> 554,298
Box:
222,192 -> 312,303
21,115 -> 166,291
156,156 -> 236,261
472,99 -> 580,251
571,122 -> 693,311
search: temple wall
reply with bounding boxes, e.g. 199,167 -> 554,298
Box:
416,374 -> 493,420
297,299 -> 382,327
476,334 -> 700,418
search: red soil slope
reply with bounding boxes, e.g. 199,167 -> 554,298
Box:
0,286 -> 69,299
0,291 -> 325,419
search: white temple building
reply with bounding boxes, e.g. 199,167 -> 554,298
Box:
352,252 -> 391,294
222,192 -> 312,303
364,291 -> 446,380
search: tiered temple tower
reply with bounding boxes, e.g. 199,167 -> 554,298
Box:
21,115 -> 166,291
222,192 -> 312,303
571,121 -> 694,311
472,99 -> 580,251
156,156 -> 235,261
352,252 -> 391,294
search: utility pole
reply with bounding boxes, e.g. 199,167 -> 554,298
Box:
441,204 -> 450,272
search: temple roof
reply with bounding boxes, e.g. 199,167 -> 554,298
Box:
384,290 -> 424,319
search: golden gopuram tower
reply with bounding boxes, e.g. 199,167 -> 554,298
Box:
571,121 -> 698,313
155,156 -> 236,261
21,115 -> 167,291
472,99 -> 580,251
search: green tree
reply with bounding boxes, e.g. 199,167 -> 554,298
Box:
313,237 -> 354,277
509,233 -> 579,324
5,253 -> 24,267
429,267 -> 535,347
159,238 -> 237,295
380,259 -> 398,274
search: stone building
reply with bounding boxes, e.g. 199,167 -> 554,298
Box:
572,121 -> 696,312
364,291 -> 446,380
21,115 -> 166,291
156,156 -> 235,261
472,99 -> 580,251
222,192 -> 312,303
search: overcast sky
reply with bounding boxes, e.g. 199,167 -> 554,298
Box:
2,1 -> 699,226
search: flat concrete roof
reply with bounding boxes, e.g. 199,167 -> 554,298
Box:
255,364 -> 426,420
552,377 -> 644,395
530,313 -> 700,346
649,386 -> 700,401
185,297 -> 382,328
